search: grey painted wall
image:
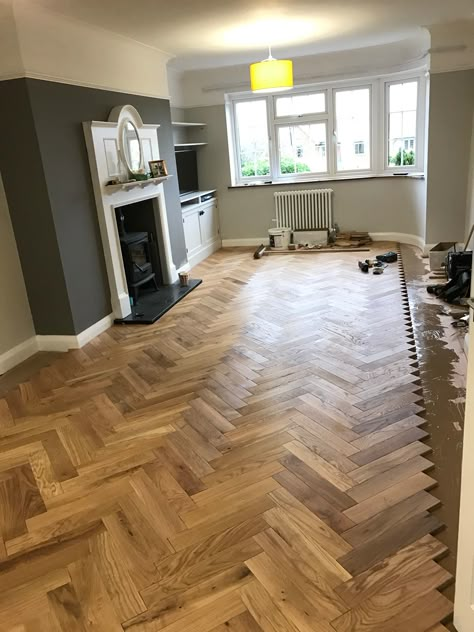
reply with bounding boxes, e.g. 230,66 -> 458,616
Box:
0,78 -> 186,335
426,70 -> 474,245
0,79 -> 75,335
0,171 -> 35,356
186,105 -> 427,242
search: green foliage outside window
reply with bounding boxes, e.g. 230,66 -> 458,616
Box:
389,149 -> 415,166
241,159 -> 270,177
241,157 -> 310,177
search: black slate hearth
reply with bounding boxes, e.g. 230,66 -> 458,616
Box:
114,279 -> 202,325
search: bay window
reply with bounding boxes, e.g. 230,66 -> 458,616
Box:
226,71 -> 425,185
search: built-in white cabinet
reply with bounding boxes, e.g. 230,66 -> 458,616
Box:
181,191 -> 221,267
183,210 -> 203,261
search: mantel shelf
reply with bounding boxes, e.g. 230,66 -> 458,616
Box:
105,175 -> 172,192
172,121 -> 207,128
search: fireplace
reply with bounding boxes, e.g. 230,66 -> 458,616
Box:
115,200 -> 161,303
83,104 -> 201,325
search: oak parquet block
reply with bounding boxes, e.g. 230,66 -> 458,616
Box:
338,512 -> 443,575
254,528 -> 348,620
169,497 -> 274,552
342,490 -> 440,546
0,464 -> 47,540
124,565 -> 253,631
349,426 -> 428,466
273,468 -> 355,533
240,580 -> 302,632
246,552 -> 338,632
332,588 -> 453,632
89,529 -> 147,621
180,477 -> 281,529
285,440 -> 356,492
335,534 -> 449,608
288,425 -> 358,473
279,453 -> 355,511
191,461 -> 284,506
142,537 -> 261,608
0,245 -> 451,630
153,589 -> 246,632
209,611 -> 263,631
350,441 -> 431,484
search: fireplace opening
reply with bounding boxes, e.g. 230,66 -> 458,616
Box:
119,230 -> 159,303
115,199 -> 163,303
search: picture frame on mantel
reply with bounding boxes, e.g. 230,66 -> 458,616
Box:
149,159 -> 168,178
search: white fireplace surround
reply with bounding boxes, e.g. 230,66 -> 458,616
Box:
83,104 -> 179,321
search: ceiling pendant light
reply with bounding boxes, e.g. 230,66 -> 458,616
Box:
250,46 -> 293,93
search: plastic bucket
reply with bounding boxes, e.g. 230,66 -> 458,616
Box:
269,227 -> 291,250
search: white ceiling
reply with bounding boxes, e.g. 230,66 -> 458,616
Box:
29,0 -> 474,70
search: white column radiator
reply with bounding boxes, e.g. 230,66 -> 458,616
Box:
274,189 -> 334,230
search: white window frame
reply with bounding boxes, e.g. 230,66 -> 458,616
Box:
384,76 -> 426,174
272,89 -> 331,181
333,83 -> 373,176
228,96 -> 272,185
225,69 -> 426,186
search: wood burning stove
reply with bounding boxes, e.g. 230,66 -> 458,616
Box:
116,208 -> 159,303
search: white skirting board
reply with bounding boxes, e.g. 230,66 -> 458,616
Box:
222,233 -> 426,251
369,232 -> 425,251
222,238 -> 269,247
36,314 -> 115,352
0,337 -> 39,376
0,314 -> 114,375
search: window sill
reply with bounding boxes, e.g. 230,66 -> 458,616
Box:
228,173 -> 425,189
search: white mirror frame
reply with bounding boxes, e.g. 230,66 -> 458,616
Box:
109,105 -> 145,174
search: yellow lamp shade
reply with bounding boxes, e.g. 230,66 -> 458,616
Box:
250,58 -> 293,92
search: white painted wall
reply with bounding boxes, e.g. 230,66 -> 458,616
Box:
170,35 -> 430,108
465,112 -> 474,243
0,172 -> 35,373
0,0 -> 22,79
168,69 -> 186,108
0,0 -> 172,99
425,69 -> 474,245
430,19 -> 474,75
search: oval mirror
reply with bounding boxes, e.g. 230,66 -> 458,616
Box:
122,120 -> 142,173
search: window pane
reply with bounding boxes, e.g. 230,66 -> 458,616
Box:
275,93 -> 326,117
235,100 -> 270,177
388,81 -> 417,167
278,123 -> 327,174
335,88 -> 371,172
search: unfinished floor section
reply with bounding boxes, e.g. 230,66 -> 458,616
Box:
0,245 -> 452,631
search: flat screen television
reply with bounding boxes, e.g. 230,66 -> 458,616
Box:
175,150 -> 198,195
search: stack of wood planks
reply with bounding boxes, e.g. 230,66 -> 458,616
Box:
335,232 -> 373,248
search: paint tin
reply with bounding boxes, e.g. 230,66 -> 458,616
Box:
268,227 -> 291,250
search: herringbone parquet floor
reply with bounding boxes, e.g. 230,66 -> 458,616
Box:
0,245 -> 452,631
